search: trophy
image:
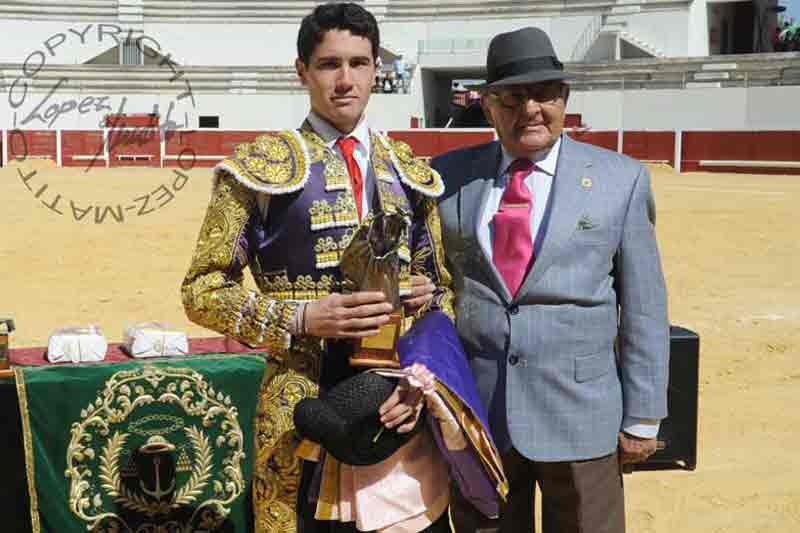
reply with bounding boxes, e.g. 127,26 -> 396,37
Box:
339,211 -> 408,368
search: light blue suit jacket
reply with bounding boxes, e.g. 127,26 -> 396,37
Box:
433,135 -> 669,461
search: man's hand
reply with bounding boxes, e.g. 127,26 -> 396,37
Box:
304,292 -> 393,339
378,365 -> 434,433
402,275 -> 436,314
618,432 -> 658,465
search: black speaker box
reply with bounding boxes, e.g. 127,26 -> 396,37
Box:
629,325 -> 699,472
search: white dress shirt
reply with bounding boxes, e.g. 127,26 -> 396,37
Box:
306,110 -> 372,217
478,135 -> 659,440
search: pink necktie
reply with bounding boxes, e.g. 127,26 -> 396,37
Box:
493,158 -> 535,297
336,136 -> 364,220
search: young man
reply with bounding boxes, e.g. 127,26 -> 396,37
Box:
433,27 -> 670,533
182,4 -> 503,532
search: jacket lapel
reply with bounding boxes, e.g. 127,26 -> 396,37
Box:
517,135 -> 593,295
458,142 -> 513,304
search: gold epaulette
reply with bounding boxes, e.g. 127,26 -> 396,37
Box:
215,130 -> 310,195
377,134 -> 444,198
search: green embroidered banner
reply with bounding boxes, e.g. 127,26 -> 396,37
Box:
14,353 -> 267,533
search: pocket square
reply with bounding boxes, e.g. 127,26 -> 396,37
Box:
577,215 -> 597,230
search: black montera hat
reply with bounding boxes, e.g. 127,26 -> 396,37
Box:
485,27 -> 571,88
293,372 -> 423,466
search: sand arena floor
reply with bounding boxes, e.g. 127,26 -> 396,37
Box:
0,160 -> 798,532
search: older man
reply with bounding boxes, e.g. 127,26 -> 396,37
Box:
432,27 -> 670,533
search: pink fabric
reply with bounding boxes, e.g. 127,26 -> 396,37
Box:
337,136 -> 364,220
9,336 -> 262,366
493,158 -> 535,296
338,431 -> 450,532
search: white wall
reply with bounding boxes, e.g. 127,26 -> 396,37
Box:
688,0 -> 711,56
0,89 -> 420,132
623,10 -> 692,57
143,23 -> 300,65
567,86 -> 800,131
0,21 -> 121,64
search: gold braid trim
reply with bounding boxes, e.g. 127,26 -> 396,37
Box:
181,172 -> 296,355
435,383 -> 509,500
421,196 -> 456,320
14,368 -> 42,533
216,131 -> 310,195
376,134 -> 444,198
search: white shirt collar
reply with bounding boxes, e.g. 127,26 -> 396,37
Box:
498,135 -> 562,178
306,110 -> 371,155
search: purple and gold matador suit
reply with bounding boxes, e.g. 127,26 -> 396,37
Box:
181,123 -> 458,532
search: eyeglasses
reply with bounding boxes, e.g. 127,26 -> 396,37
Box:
488,81 -> 565,109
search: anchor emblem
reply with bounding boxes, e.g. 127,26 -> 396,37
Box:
137,436 -> 177,501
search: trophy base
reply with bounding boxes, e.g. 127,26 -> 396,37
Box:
350,310 -> 403,369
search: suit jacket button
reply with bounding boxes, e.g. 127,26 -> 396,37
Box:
508,355 -> 520,366
508,304 -> 520,315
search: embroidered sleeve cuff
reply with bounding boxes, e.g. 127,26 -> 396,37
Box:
622,417 -> 661,439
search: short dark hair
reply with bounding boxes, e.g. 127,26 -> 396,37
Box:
297,2 -> 380,65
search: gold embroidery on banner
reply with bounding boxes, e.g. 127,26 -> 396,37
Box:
64,364 -> 249,532
14,368 -> 42,533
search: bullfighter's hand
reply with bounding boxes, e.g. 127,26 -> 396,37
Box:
305,291 -> 393,339
402,275 -> 436,314
379,364 -> 435,433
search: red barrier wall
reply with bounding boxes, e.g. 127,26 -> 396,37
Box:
681,131 -> 800,174
165,130 -> 272,168
566,130 -> 619,152
105,114 -> 159,128
62,130 -> 105,167
623,131 -> 676,167
387,129 -> 495,158
7,130 -> 57,161
565,114 -> 583,128
108,129 -> 160,167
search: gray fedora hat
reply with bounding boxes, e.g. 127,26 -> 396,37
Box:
484,27 -> 571,88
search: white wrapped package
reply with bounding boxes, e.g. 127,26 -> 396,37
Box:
124,322 -> 188,358
47,326 -> 107,363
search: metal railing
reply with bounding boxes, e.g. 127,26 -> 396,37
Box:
570,15 -> 603,62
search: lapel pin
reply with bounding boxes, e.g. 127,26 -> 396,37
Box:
581,177 -> 593,189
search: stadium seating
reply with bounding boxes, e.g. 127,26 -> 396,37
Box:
0,1 -> 118,21
2,53 -> 798,96
384,0 -> 689,19
142,1 -> 363,21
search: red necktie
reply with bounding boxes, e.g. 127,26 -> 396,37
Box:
493,158 -> 535,297
336,136 -> 364,220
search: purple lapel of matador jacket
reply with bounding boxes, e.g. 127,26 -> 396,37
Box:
398,309 -> 501,518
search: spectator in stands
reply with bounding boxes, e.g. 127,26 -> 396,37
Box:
450,85 -> 490,128
383,71 -> 396,93
432,26 -> 669,533
182,3 -> 504,533
394,53 -> 408,93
